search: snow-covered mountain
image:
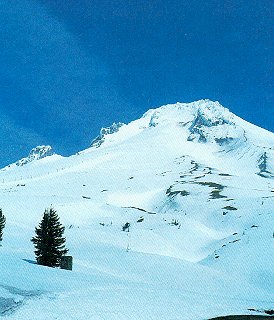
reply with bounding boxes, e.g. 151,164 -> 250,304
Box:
0,100 -> 273,319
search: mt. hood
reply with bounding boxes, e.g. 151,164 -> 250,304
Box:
0,100 -> 273,320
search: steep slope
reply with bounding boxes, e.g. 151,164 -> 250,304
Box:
0,100 -> 273,319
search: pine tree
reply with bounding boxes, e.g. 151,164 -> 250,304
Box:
0,209 -> 6,242
31,207 -> 68,267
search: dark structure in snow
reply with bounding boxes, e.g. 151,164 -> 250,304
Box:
60,256 -> 73,271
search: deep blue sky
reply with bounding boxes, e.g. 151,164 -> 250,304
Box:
0,0 -> 273,167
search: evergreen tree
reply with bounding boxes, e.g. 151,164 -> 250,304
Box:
31,207 -> 68,267
0,209 -> 6,242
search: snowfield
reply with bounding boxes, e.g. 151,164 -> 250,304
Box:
0,100 -> 273,319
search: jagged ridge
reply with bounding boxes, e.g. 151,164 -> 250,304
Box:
90,122 -> 124,148
3,145 -> 54,170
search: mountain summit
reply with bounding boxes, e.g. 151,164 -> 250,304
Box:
142,99 -> 244,144
87,100 -> 273,177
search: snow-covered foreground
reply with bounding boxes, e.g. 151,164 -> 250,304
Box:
0,100 -> 273,319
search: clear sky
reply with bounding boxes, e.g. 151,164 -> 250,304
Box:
0,0 -> 273,167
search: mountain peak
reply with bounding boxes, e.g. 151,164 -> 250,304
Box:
2,145 -> 54,170
86,100 -> 272,155
16,145 -> 54,167
144,99 -> 233,127
142,99 -> 243,144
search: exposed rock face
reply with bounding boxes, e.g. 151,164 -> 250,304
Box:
2,146 -> 54,170
15,146 -> 54,167
91,122 -> 124,147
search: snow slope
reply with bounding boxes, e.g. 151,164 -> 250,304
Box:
0,100 -> 273,319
